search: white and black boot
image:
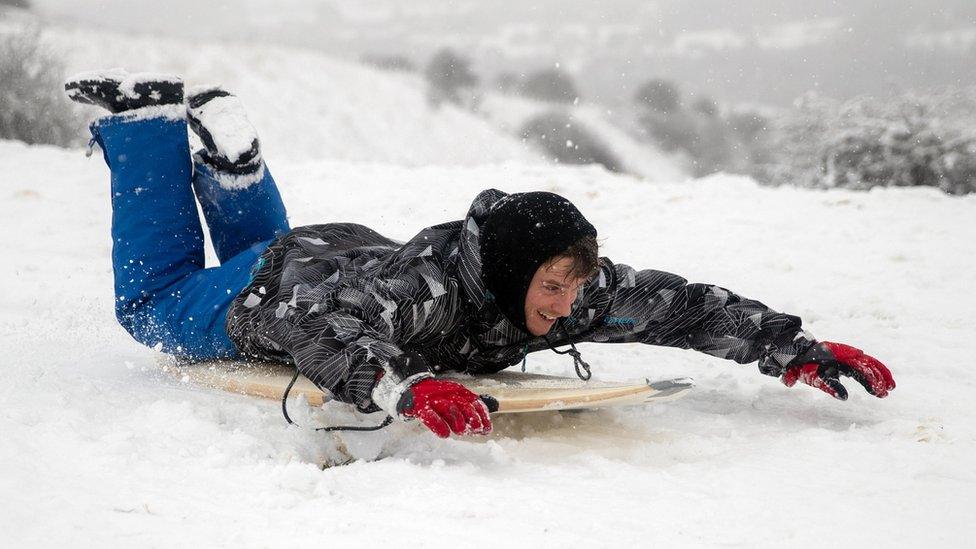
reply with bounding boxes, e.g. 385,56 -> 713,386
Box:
186,86 -> 264,186
65,69 -> 183,113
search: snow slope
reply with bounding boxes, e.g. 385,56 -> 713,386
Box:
480,92 -> 689,181
40,25 -> 542,167
2,135 -> 975,546
36,24 -> 689,181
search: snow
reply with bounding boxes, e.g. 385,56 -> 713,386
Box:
43,25 -> 544,168
2,21 -> 976,549
3,136 -> 975,546
185,85 -> 260,166
92,103 -> 186,124
41,24 -> 686,183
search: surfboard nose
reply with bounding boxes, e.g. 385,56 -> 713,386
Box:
646,377 -> 695,398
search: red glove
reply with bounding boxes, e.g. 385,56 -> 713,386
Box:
398,379 -> 492,438
782,341 -> 895,400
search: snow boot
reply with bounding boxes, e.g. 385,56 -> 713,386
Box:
65,69 -> 184,113
186,85 -> 287,263
186,85 -> 263,180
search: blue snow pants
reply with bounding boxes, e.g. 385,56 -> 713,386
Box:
89,113 -> 289,360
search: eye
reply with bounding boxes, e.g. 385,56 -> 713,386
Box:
541,282 -> 563,295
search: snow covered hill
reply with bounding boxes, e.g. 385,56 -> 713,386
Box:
480,92 -> 689,181
2,132 -> 974,546
40,25 -> 543,167
34,24 -> 688,181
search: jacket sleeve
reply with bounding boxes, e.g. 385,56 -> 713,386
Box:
283,311 -> 409,413
278,257 -> 462,412
579,260 -> 817,377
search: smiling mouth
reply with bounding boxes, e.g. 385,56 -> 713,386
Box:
537,310 -> 558,322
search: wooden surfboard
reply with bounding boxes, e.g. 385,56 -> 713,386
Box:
166,360 -> 694,414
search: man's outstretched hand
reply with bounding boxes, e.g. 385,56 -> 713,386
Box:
398,379 -> 492,438
782,341 -> 895,400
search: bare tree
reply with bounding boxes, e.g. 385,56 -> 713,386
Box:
520,68 -> 579,104
634,79 -> 681,115
424,48 -> 479,110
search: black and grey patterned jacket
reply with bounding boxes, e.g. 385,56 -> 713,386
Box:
226,189 -> 816,412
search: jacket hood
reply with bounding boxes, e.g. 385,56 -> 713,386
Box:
479,191 -> 597,332
455,188 -> 598,335
456,188 -> 508,313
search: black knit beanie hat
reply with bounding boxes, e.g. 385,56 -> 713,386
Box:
480,191 -> 597,332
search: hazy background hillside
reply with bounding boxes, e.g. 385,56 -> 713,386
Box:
32,0 -> 976,106
13,0 -> 973,193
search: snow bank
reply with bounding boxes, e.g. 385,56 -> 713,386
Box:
2,137 -> 974,546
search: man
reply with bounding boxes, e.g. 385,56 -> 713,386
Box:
66,71 -> 895,439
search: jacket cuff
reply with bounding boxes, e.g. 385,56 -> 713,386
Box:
371,372 -> 432,417
369,352 -> 434,416
758,329 -> 818,377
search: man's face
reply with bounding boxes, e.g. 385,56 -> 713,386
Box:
523,256 -> 589,336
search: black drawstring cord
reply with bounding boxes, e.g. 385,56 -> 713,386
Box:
281,368 -> 394,432
551,340 -> 592,381
544,320 -> 593,381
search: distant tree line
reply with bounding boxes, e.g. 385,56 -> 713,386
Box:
627,75 -> 976,194
421,48 -> 618,172
423,48 -> 584,110
405,44 -> 976,195
754,90 -> 976,195
631,78 -> 767,177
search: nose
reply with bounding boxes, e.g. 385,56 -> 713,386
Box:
551,290 -> 575,317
